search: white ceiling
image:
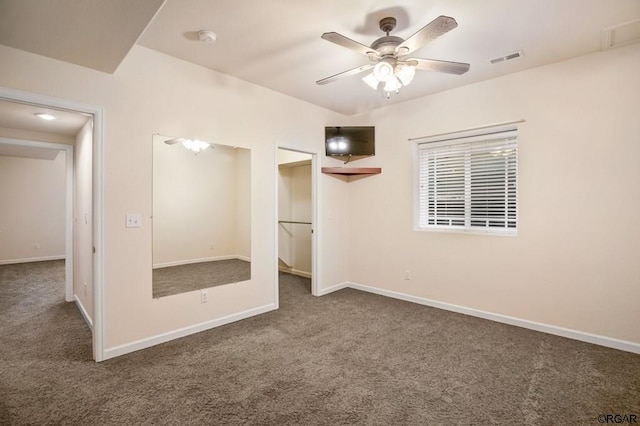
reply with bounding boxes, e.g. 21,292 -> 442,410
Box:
139,0 -> 640,115
0,0 -> 165,73
0,0 -> 639,116
0,99 -> 91,159
0,100 -> 91,137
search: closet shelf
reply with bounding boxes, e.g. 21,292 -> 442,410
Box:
321,167 -> 381,176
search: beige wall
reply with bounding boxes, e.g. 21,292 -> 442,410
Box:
346,43 -> 640,344
0,43 -> 349,355
0,151 -> 66,263
73,120 -> 93,320
2,37 -> 636,356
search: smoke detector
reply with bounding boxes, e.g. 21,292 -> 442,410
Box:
198,30 -> 217,44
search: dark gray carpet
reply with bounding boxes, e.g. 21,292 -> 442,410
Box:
153,259 -> 251,298
1,260 -> 639,425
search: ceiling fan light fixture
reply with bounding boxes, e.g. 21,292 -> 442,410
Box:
362,72 -> 380,90
317,15 -> 469,99
383,75 -> 402,93
373,61 -> 394,82
395,64 -> 416,86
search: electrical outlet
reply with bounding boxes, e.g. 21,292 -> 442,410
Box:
405,270 -> 411,280
125,213 -> 142,228
200,290 -> 208,303
33,243 -> 40,250
83,282 -> 88,297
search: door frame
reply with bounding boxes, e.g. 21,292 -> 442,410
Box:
275,146 -> 319,304
0,87 -> 105,361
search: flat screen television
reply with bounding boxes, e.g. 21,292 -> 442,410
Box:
325,126 -> 375,157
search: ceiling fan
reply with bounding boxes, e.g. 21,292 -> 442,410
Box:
316,15 -> 470,96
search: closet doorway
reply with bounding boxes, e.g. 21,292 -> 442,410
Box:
277,148 -> 316,297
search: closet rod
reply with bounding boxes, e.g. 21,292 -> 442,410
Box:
278,220 -> 312,225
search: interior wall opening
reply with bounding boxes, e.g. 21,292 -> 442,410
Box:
0,94 -> 97,358
277,148 -> 315,298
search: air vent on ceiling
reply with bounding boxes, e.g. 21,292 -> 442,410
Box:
601,19 -> 640,50
490,50 -> 524,64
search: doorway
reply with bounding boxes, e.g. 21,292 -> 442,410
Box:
0,88 -> 104,361
276,148 -> 317,300
0,137 -> 73,299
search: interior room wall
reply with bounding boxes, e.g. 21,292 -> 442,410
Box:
0,151 -> 66,264
345,42 -> 640,346
0,43 -> 348,356
73,119 -> 93,321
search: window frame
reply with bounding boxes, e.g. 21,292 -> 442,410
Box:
413,124 -> 519,236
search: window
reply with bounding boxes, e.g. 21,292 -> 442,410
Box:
415,125 -> 518,234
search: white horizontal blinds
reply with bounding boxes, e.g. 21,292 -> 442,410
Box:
417,128 -> 518,233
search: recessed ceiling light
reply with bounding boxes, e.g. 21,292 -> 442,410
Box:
35,113 -> 56,121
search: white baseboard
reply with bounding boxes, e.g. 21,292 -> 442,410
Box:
74,294 -> 93,331
103,303 -> 276,360
153,255 -> 246,269
346,281 -> 640,355
317,281 -> 349,296
278,266 -> 311,279
0,255 -> 65,265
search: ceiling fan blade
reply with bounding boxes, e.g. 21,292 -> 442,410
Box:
321,32 -> 378,58
410,58 -> 470,75
397,16 -> 458,56
316,63 -> 375,85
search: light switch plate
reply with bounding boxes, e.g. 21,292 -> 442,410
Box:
126,213 -> 142,228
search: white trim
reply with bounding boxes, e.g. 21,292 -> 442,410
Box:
103,303 -> 276,360
0,255 -> 65,265
153,255 -> 248,269
273,145 -> 280,310
74,294 -> 93,330
408,119 -> 525,142
63,142 -> 74,302
278,266 -> 311,279
317,281 -> 349,296
92,106 -> 105,362
0,87 -> 106,362
345,281 -> 640,355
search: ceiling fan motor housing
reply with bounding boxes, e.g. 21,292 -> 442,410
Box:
379,17 -> 397,34
371,17 -> 403,57
370,35 -> 404,56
